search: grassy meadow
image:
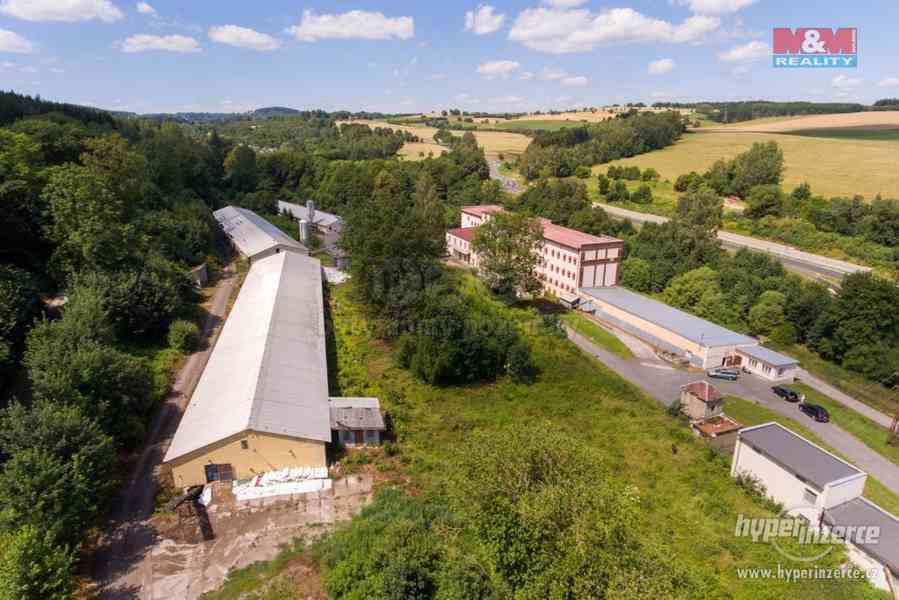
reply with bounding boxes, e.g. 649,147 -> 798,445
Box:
316,274 -> 887,599
600,130 -> 899,199
347,119 -> 531,157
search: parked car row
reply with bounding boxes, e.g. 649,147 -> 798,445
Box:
704,372 -> 831,423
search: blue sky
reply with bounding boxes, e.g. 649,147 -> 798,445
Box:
0,0 -> 897,114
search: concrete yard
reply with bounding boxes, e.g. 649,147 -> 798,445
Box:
99,475 -> 373,600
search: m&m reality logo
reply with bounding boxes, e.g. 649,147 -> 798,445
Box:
772,28 -> 858,68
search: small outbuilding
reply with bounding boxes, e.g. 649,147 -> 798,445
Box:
329,397 -> 386,446
734,345 -> 800,382
680,380 -> 724,423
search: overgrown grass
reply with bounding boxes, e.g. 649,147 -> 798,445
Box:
786,383 -> 899,468
313,274 -> 887,599
724,395 -> 899,517
560,312 -> 633,359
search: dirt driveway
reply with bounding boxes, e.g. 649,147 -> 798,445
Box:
99,475 -> 372,600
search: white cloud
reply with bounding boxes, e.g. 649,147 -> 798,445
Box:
731,65 -> 748,76
493,95 -> 524,104
50,67 -> 65,73
135,1 -> 155,16
538,66 -> 567,80
561,75 -> 588,86
831,75 -> 862,90
287,10 -> 413,42
0,28 -> 33,53
674,0 -> 758,15
878,77 -> 899,88
650,90 -> 685,100
464,4 -> 504,35
476,59 -> 519,79
0,0 -> 123,23
209,25 -> 281,51
508,7 -> 719,53
428,73 -> 446,80
718,40 -> 768,62
19,65 -> 36,73
0,60 -> 15,70
556,94 -> 573,103
116,34 -> 201,53
543,0 -> 588,7
519,70 -> 534,80
648,58 -> 675,75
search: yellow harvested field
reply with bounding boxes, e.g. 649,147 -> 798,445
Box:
508,110 -> 615,123
599,131 -> 899,199
707,111 -> 899,132
346,119 -> 531,158
398,142 -> 447,160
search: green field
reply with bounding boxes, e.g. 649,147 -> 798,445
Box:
600,130 -> 899,199
783,127 -> 899,141
724,396 -> 899,517
488,119 -> 584,132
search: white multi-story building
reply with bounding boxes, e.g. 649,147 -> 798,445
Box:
446,205 -> 624,302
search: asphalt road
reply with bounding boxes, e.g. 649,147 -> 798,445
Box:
95,264 -> 238,598
565,325 -> 899,498
595,202 -> 871,281
488,159 -> 523,194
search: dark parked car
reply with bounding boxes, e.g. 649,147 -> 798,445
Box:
799,403 -> 830,423
708,368 -> 739,381
772,386 -> 800,402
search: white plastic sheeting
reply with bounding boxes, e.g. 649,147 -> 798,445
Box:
323,267 -> 349,284
232,466 -> 331,502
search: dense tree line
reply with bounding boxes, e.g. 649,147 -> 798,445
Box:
518,111 -> 684,180
620,186 -> 899,385
653,101 -> 866,123
0,96 -> 230,598
338,137 -> 535,385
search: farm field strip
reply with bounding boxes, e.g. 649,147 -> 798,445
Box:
602,130 -> 899,199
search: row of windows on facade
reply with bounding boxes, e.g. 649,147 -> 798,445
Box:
546,247 -> 577,263
542,262 -> 576,280
539,273 -> 576,293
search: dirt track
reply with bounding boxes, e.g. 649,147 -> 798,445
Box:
93,264 -> 238,597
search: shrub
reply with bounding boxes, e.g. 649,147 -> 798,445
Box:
607,180 -> 630,203
632,184 -> 653,204
574,165 -> 591,179
167,319 -> 201,352
0,526 -> 76,600
597,173 -> 610,195
506,342 -> 537,384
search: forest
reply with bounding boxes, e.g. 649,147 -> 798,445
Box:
517,110 -> 684,180
0,91 -> 503,598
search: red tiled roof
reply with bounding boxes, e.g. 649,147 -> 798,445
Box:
541,222 -> 622,249
447,227 -> 477,242
461,205 -> 505,217
682,380 -> 723,404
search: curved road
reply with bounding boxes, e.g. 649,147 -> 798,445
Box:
594,202 -> 871,281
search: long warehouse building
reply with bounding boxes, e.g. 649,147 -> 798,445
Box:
164,251 -> 331,487
214,205 -> 307,262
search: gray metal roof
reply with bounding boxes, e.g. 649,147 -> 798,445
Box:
329,397 -> 385,431
164,251 -> 331,463
738,422 -> 864,489
278,201 -> 343,228
214,205 -> 306,259
580,286 -> 756,348
824,497 -> 899,576
737,345 -> 799,367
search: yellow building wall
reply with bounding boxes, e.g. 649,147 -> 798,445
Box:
168,430 -> 327,488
